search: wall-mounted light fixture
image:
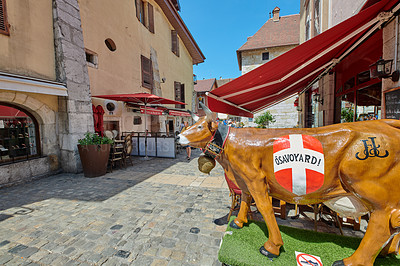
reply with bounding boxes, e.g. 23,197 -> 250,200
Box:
313,93 -> 324,105
369,58 -> 400,82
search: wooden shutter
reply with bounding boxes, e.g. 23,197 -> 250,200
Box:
135,0 -> 140,20
180,83 -> 185,109
171,30 -> 179,57
141,55 -> 153,89
148,3 -> 154,33
0,0 -> 9,36
174,81 -> 181,108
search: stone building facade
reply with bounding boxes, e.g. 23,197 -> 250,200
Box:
237,7 -> 300,128
0,0 -> 203,187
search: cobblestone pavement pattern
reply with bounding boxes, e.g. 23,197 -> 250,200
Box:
0,149 -> 365,265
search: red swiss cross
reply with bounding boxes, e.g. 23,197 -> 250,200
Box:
273,134 -> 324,195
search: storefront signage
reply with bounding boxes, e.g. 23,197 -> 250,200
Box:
273,134 -> 324,195
355,137 -> 389,160
384,86 -> 400,119
140,106 -> 163,115
169,110 -> 191,117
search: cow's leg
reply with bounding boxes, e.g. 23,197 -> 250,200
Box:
231,191 -> 252,229
334,209 -> 393,266
380,233 -> 400,256
246,179 -> 283,258
225,170 -> 252,229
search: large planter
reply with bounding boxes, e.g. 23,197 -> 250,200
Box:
78,144 -> 111,177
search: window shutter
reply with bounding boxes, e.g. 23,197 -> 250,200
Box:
180,83 -> 185,109
148,3 -> 154,33
171,30 -> 179,56
0,0 -> 9,35
135,0 -> 140,20
141,55 -> 153,89
174,81 -> 181,108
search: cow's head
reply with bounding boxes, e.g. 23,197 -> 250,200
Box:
178,103 -> 218,149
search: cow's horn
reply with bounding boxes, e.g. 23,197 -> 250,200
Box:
188,110 -> 199,122
199,102 -> 212,120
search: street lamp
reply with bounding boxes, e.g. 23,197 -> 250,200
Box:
369,58 -> 400,82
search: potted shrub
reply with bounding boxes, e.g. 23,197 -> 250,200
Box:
77,132 -> 113,177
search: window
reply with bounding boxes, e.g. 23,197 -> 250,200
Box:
0,104 -> 39,164
105,38 -> 116,51
262,52 -> 270,61
141,55 -> 153,89
174,82 -> 185,109
148,3 -> 154,33
133,116 -> 142,125
0,0 -> 10,36
314,0 -> 321,35
135,0 -> 146,26
85,49 -> 98,68
171,30 -> 180,57
305,1 -> 311,41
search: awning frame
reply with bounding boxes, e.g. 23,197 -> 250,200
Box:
207,2 -> 400,116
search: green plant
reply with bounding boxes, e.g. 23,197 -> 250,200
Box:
341,108 -> 354,123
78,132 -> 113,145
254,111 -> 276,128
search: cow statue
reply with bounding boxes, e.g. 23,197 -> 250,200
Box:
178,103 -> 400,266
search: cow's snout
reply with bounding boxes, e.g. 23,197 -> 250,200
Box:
178,134 -> 189,145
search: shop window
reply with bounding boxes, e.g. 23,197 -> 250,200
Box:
0,0 -> 10,36
262,52 -> 270,61
0,104 -> 39,164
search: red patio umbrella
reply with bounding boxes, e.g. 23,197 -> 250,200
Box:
94,93 -> 186,157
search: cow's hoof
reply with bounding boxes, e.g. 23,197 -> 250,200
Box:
259,246 -> 279,258
332,260 -> 345,266
229,220 -> 242,229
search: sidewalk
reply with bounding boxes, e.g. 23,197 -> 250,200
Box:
0,149 -> 364,265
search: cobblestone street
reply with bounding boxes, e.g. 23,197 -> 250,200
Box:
0,149 -> 365,265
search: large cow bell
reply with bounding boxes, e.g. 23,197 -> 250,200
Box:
198,155 -> 216,174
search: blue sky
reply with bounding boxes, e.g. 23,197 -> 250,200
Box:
180,0 -> 300,80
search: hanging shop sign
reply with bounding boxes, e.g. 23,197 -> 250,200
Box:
140,106 -> 163,115
168,110 -> 191,117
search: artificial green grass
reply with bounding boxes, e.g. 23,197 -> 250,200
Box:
218,217 -> 400,266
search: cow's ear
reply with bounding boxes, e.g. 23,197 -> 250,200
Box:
210,121 -> 218,132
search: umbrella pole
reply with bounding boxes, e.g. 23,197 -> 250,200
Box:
145,104 -> 148,158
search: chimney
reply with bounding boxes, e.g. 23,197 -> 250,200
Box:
272,7 -> 280,22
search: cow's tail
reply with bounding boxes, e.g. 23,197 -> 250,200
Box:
381,119 -> 400,129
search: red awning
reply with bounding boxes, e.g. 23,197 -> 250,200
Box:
94,93 -> 186,106
0,106 -> 29,118
140,106 -> 164,115
207,0 -> 399,118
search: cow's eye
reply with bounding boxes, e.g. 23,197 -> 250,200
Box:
198,125 -> 203,129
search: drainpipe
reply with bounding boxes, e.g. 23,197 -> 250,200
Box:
395,15 -> 399,70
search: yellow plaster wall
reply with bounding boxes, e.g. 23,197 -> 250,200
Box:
0,0 -> 56,80
78,0 -> 194,109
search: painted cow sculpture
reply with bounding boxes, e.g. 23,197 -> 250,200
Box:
178,104 -> 400,266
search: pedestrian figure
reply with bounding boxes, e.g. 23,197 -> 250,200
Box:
181,121 -> 191,160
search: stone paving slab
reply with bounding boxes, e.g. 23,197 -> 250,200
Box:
0,149 -> 365,265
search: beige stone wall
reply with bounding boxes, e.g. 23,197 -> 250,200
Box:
330,0 -> 366,27
241,46 -> 299,128
78,0 -> 195,134
241,45 -> 297,75
0,0 -> 56,80
382,17 -> 400,110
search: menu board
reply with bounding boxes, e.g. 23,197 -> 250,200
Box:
385,87 -> 400,119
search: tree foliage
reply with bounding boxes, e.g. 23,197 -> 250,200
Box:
254,111 -> 276,128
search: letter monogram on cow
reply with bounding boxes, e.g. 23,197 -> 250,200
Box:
355,136 -> 389,160
178,116 -> 400,266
